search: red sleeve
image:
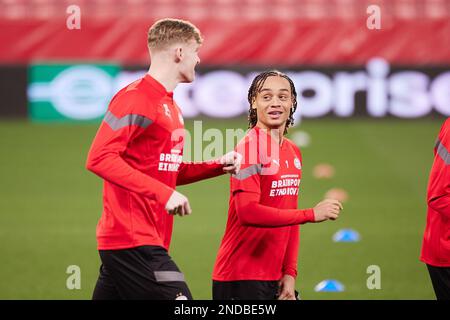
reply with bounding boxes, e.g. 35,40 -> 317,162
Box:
176,161 -> 225,185
427,118 -> 450,219
282,225 -> 299,278
86,91 -> 174,206
234,191 -> 315,227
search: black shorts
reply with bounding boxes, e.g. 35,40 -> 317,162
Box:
426,264 -> 450,300
92,245 -> 192,300
212,280 -> 280,300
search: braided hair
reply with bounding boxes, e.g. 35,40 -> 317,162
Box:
247,70 -> 297,135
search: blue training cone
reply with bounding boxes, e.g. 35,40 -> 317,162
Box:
314,280 -> 345,292
332,228 -> 360,242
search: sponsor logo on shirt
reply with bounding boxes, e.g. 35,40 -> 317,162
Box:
269,175 -> 300,197
158,152 -> 182,172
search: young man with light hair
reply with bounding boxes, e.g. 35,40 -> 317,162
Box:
86,18 -> 240,300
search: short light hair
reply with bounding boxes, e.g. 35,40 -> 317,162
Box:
147,18 -> 203,50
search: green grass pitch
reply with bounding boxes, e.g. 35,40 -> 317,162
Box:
0,117 -> 442,299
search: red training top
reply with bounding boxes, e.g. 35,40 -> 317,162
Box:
213,126 -> 315,281
421,117 -> 450,267
86,74 -> 224,251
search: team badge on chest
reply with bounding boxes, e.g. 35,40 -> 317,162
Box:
294,158 -> 302,169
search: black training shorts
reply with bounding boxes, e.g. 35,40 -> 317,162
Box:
93,245 -> 192,300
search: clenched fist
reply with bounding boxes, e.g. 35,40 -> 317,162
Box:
313,199 -> 343,222
220,151 -> 242,175
165,190 -> 192,216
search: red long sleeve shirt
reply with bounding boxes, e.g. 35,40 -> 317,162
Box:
421,117 -> 450,267
213,127 -> 315,281
86,74 -> 223,250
